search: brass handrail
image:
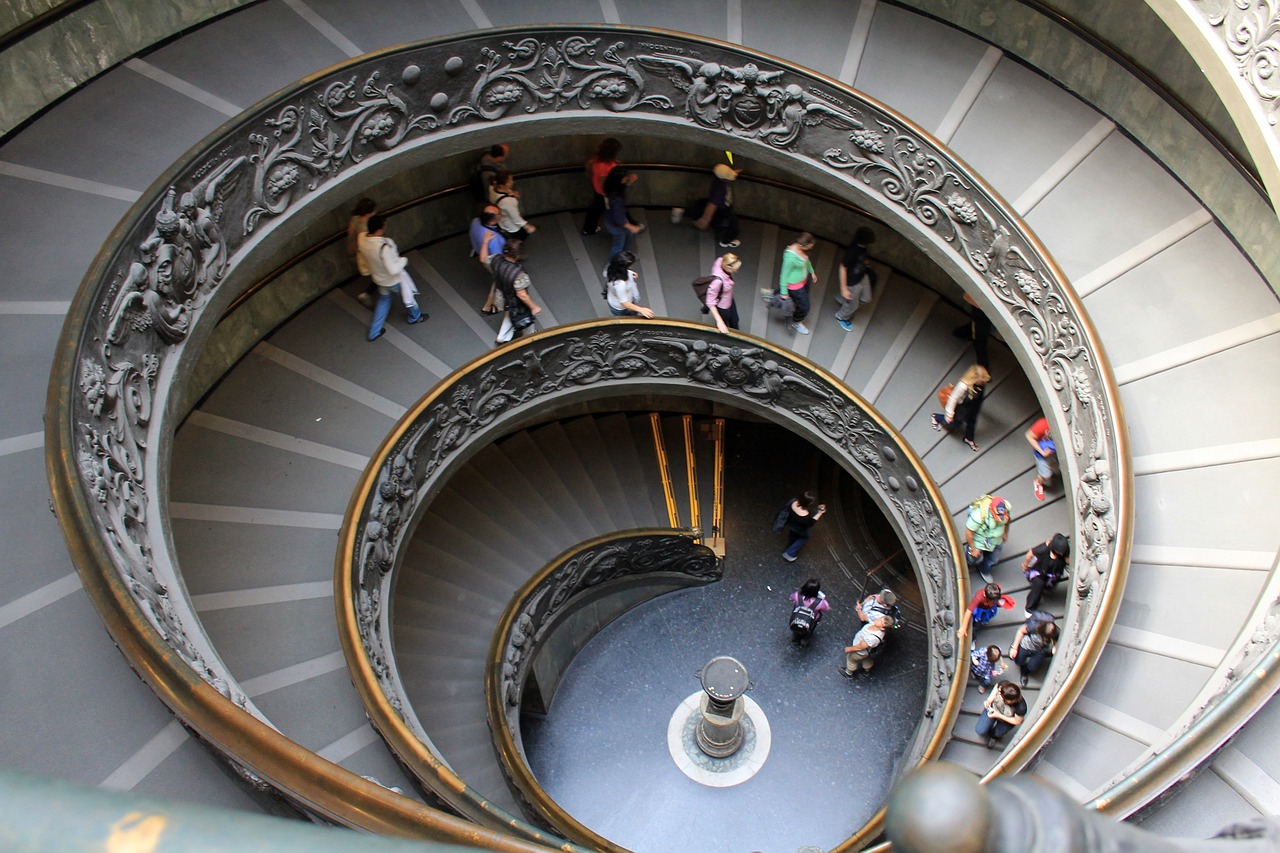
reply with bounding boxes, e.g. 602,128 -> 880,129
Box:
486,529 -> 718,849
336,319 -> 969,851
49,25 -> 1134,847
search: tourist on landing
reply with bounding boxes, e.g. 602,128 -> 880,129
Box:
788,578 -> 830,646
840,615 -> 893,678
359,214 -> 426,341
688,162 -> 742,248
705,252 -> 742,333
491,241 -> 540,346
835,227 -> 877,331
1021,533 -> 1070,616
602,165 -> 646,262
603,251 -> 654,318
856,588 -> 897,630
582,137 -> 621,235
772,231 -> 817,335
975,681 -> 1026,748
779,490 -> 826,562
469,204 -> 505,315
1025,415 -> 1059,501
970,645 -> 1008,694
488,169 -> 537,242
932,364 -> 990,452
1010,612 -> 1058,687
964,494 -> 1011,584
346,197 -> 378,308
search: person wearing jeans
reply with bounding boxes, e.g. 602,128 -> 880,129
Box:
964,494 -> 1010,583
602,165 -> 645,262
359,214 -> 425,341
781,490 -> 825,561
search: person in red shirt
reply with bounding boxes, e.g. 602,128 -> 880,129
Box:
581,138 -> 621,235
1025,416 -> 1058,500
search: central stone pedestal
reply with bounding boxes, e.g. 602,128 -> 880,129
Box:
695,656 -> 750,758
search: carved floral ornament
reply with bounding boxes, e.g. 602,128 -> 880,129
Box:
1191,0 -> 1280,126
347,326 -> 963,736
59,28 -> 1121,740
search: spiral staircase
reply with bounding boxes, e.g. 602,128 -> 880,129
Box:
4,1 -> 1280,850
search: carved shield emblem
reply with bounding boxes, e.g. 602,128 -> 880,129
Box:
733,95 -> 764,128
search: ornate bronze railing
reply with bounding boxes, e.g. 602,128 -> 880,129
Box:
487,530 -> 720,842
46,25 -> 1130,844
335,319 -> 967,845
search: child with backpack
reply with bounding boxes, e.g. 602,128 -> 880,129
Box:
788,578 -> 830,646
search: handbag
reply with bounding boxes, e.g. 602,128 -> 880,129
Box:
507,297 -> 535,331
937,384 -> 954,409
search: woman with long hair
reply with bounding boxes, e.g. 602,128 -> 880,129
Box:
603,251 -> 653,318
932,363 -> 991,451
781,490 -> 826,562
775,232 -> 817,335
975,681 -> 1026,748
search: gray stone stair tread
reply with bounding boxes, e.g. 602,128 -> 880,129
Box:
873,300 -> 975,427
1118,336 -> 1280,456
1135,764 -> 1266,838
0,64 -> 228,191
197,350 -> 396,456
465,440 -> 577,556
527,420 -> 627,532
1037,712 -> 1154,796
403,530 -> 528,604
170,424 -> 359,513
496,430 -> 598,543
250,668 -> 373,754
303,0 -> 475,49
948,57 -> 1106,206
265,297 -> 440,409
836,269 -> 928,393
0,185 -> 128,301
1079,644 -> 1214,733
199,597 -> 340,684
141,1 -> 349,111
1026,132 -> 1204,283
562,417 -> 637,530
646,213 -> 712,324
432,464 -> 565,557
1083,224 -> 1277,369
939,739 -> 1002,774
423,481 -> 557,576
1133,459 -> 1280,554
595,412 -> 668,527
854,4 -> 991,134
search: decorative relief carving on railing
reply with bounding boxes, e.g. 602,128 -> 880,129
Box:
347,326 -> 963,762
1191,0 -> 1280,128
55,27 -> 1122,780
496,534 -> 720,711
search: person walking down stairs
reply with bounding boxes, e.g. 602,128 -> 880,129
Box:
359,214 -> 426,342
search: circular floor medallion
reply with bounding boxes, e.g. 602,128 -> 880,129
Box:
666,692 -> 772,787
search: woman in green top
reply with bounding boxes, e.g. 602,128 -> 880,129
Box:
777,232 -> 816,335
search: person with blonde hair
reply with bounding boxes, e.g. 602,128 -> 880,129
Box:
932,364 -> 991,451
705,252 -> 742,333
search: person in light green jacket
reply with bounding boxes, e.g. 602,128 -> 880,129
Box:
776,232 -> 816,335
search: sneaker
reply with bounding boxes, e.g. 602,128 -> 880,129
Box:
979,569 -> 994,584
1033,480 -> 1045,501
836,317 -> 853,332
671,207 -> 684,224
407,313 -> 427,325
634,223 -> 647,234
356,291 -> 375,309
718,239 -> 741,248
782,552 -> 798,562
789,322 -> 810,335
838,667 -> 855,679
581,227 -> 600,235
367,328 -> 386,342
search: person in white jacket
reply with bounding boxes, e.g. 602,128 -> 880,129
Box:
358,214 -> 426,341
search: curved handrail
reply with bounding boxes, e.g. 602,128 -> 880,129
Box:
487,530 -> 720,846
47,25 -> 1124,843
336,319 -> 967,846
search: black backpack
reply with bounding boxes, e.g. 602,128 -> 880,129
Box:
790,599 -> 818,636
